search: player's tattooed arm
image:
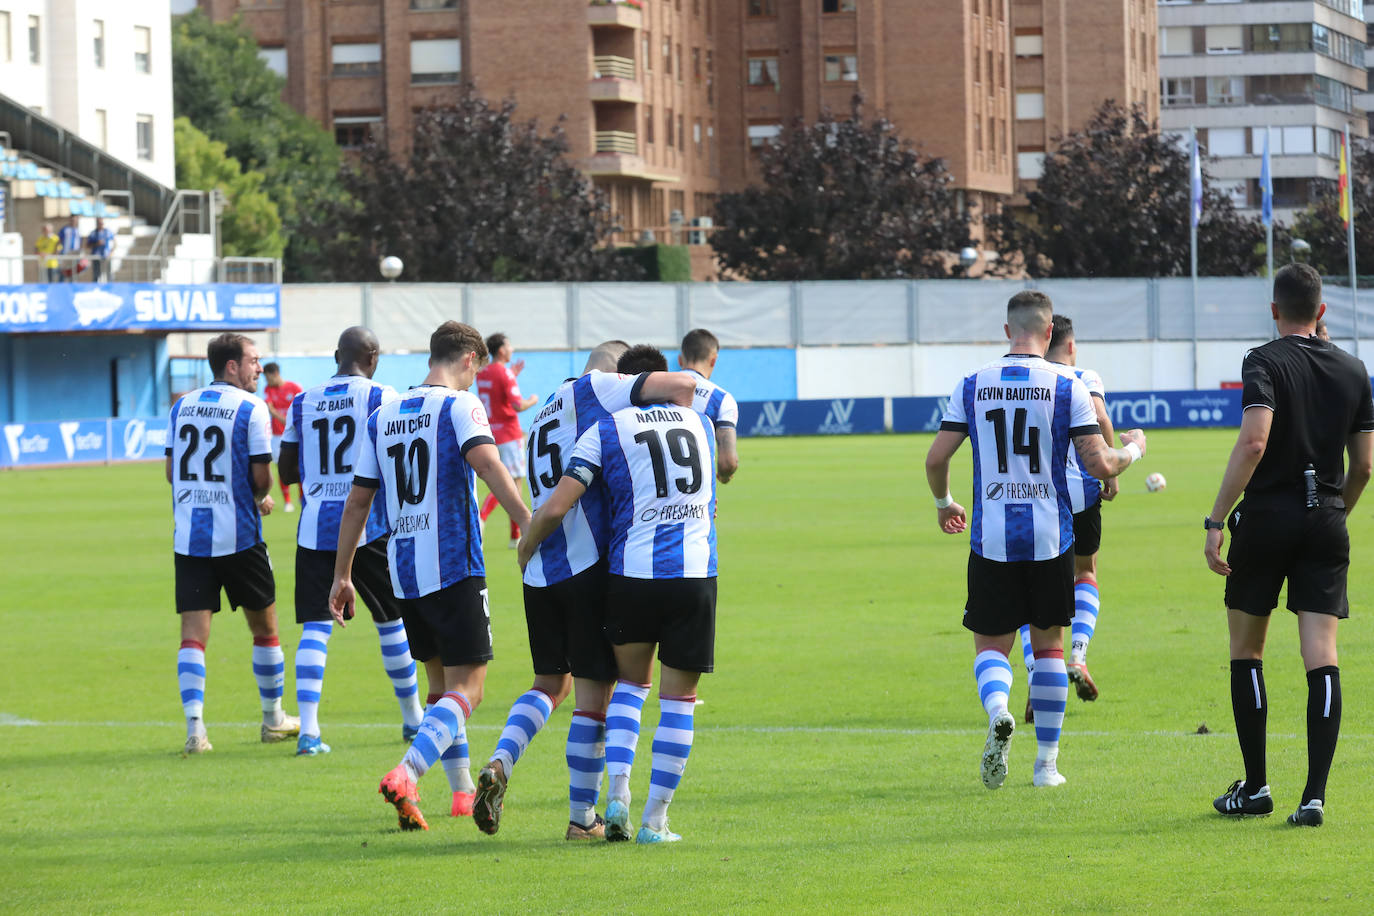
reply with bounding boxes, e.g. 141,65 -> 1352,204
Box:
1073,429 -> 1147,480
715,426 -> 739,483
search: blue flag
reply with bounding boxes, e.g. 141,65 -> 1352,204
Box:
1260,128 -> 1273,228
1191,137 -> 1203,228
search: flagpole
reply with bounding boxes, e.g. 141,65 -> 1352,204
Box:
1191,125 -> 1200,389
1264,126 -> 1273,283
1346,122 -> 1360,360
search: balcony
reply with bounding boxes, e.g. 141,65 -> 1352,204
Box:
590,56 -> 643,102
594,130 -> 637,154
587,0 -> 643,29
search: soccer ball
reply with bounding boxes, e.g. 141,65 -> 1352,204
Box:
1145,472 -> 1167,492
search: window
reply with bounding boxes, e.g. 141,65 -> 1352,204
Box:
259,47 -> 287,77
1206,76 -> 1243,106
0,12 -> 9,64
644,32 -> 652,70
678,113 -> 684,151
973,117 -> 982,152
1316,127 -> 1338,158
1015,91 -> 1044,120
748,123 -> 781,151
136,114 -> 154,160
1014,33 -> 1041,57
1207,127 -> 1246,157
94,109 -> 107,150
134,25 -> 151,73
747,0 -> 776,16
646,105 -> 655,144
1282,125 -> 1314,154
692,47 -> 700,81
410,0 -> 459,8
29,15 -> 39,64
1159,26 -> 1191,56
676,43 -> 682,80
410,39 -> 460,83
334,115 -> 381,148
1215,179 -> 1247,209
824,53 -> 857,81
665,108 -> 674,146
748,56 -> 779,86
93,20 -> 104,69
1017,151 -> 1045,180
663,37 -> 670,73
1204,25 -> 1241,55
1162,77 -> 1193,107
822,0 -> 856,11
332,42 -> 382,76
693,118 -> 702,152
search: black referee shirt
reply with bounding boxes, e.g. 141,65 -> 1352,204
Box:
1241,334 -> 1374,508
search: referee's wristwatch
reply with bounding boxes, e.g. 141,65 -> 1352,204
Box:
1203,516 -> 1225,531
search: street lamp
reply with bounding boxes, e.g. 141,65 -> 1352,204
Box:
379,255 -> 403,281
958,246 -> 979,276
1291,238 -> 1311,264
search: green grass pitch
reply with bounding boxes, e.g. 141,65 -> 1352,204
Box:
2,430 -> 1373,913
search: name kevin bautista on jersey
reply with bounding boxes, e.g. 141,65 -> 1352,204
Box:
976,386 -> 1054,402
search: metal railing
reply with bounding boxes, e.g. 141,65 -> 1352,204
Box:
0,254 -> 280,286
594,130 -> 638,154
592,55 -> 637,80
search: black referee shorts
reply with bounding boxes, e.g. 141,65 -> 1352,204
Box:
174,542 -> 275,614
605,574 -> 716,673
523,561 -> 618,682
1225,501 -> 1350,618
963,549 -> 1075,636
295,536 -> 403,625
1073,499 -> 1102,557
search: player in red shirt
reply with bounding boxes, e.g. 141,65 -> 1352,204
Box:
262,362 -> 304,512
476,333 -> 539,546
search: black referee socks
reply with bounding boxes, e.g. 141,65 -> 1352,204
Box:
1303,665 -> 1342,806
1229,659 -> 1267,793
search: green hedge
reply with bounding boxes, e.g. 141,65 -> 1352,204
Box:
616,244 -> 691,281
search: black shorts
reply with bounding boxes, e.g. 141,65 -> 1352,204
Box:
399,576 -> 493,666
175,542 -> 275,614
295,537 -> 402,625
523,562 -> 618,682
1073,499 -> 1102,557
1224,502 -> 1350,618
605,575 -> 716,673
963,550 -> 1075,636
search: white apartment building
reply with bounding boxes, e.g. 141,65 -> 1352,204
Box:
0,0 -> 176,188
1159,0 -> 1367,223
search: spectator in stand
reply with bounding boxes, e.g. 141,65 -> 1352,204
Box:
262,362 -> 304,513
87,218 -> 116,283
34,224 -> 61,283
57,216 -> 83,281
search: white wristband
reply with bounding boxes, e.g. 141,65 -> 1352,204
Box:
1123,442 -> 1142,465
935,493 -> 954,509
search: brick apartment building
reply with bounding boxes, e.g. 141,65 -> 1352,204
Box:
193,0 -> 1152,261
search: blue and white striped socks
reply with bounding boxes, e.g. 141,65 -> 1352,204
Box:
1029,650 -> 1068,764
643,696 -> 696,831
606,681 -> 650,804
376,620 -> 424,729
178,640 -> 206,736
492,689 -> 555,775
1018,625 -> 1035,677
567,711 -> 606,828
251,636 -> 285,720
1071,579 -> 1100,665
403,691 -> 470,780
974,649 -> 1013,720
295,622 -> 333,738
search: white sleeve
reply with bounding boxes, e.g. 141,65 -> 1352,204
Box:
378,384 -> 401,406
718,390 -> 739,428
1080,369 -> 1106,400
353,412 -> 382,487
1068,378 -> 1099,434
451,392 -> 496,455
280,394 -> 302,444
588,370 -> 641,412
940,377 -> 969,431
248,400 -> 272,459
565,421 -> 605,487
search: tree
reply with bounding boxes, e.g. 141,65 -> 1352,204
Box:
307,91 -> 638,282
995,102 -> 1274,278
710,98 -> 969,280
1289,138 -> 1374,276
173,118 -> 284,259
171,9 -> 345,279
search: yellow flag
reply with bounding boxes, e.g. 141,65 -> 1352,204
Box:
1339,134 -> 1351,228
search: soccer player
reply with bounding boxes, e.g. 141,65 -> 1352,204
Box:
472,341 -> 697,840
166,333 -> 300,754
262,363 -> 303,513
1204,264 -> 1373,826
476,333 -> 539,546
1018,314 -> 1117,721
519,344 -> 718,844
329,321 -> 530,832
924,291 -> 1146,789
678,328 -> 740,483
277,327 -> 426,757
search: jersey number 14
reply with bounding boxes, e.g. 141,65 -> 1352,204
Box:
984,407 -> 1041,475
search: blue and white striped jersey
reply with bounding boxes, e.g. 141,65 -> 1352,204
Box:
352,386 -> 495,599
166,382 -> 272,557
1063,366 -> 1106,514
282,375 -> 399,551
566,405 -> 717,580
522,370 -> 651,588
687,369 -> 739,429
939,355 -> 1099,563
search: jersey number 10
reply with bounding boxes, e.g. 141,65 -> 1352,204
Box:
984,407 -> 1041,475
386,440 -> 430,506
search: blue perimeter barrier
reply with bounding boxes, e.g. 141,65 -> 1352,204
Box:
0,389 -> 1246,468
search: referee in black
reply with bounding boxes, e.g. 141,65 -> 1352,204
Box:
1204,263 -> 1374,826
